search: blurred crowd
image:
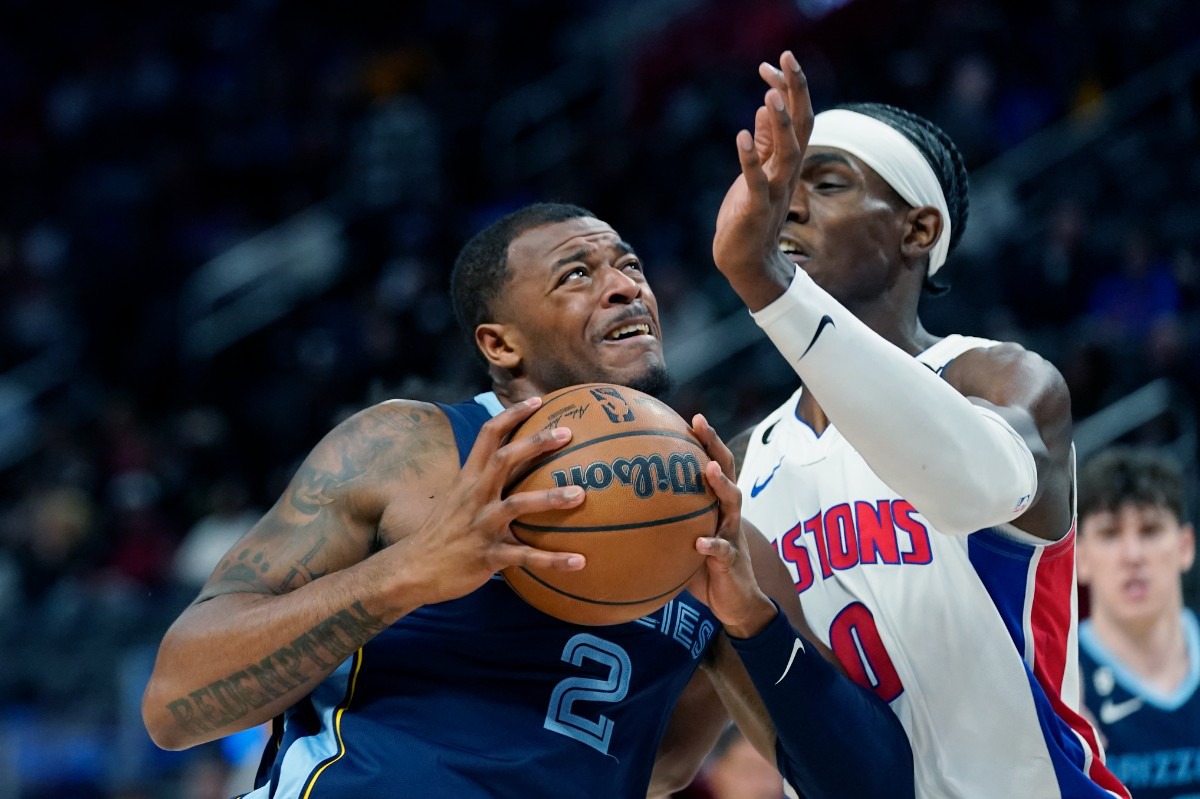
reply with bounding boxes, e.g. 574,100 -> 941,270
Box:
0,1 -> 1197,796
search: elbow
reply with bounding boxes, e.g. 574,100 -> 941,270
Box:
921,470 -> 1037,535
141,680 -> 195,751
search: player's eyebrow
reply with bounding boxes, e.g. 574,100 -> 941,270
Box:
552,241 -> 637,270
553,248 -> 589,270
803,152 -> 855,170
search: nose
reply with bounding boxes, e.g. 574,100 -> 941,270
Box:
600,264 -> 642,305
1117,531 -> 1147,563
788,182 -> 810,224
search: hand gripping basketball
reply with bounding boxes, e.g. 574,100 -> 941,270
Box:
501,384 -> 718,626
397,397 -> 588,608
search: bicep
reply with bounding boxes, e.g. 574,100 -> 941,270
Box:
195,402 -> 440,602
943,344 -> 1074,535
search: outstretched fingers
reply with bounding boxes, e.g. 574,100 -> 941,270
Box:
759,51 -> 813,146
781,50 -> 814,151
763,87 -> 800,188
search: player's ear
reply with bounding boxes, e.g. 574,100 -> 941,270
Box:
900,206 -> 942,264
476,323 -> 523,370
1179,522 -> 1195,573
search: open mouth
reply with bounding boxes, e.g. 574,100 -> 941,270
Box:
1122,578 -> 1149,600
779,237 -> 811,264
604,322 -> 652,342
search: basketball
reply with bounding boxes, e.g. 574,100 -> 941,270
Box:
502,383 -> 718,626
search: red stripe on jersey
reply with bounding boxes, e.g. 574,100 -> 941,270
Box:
1030,525 -> 1131,798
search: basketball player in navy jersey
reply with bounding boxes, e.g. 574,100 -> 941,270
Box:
1076,448 -> 1200,799
140,52 -> 912,799
710,56 -> 1131,797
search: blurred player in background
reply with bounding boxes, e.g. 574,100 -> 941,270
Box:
140,53 -> 913,797
711,53 -> 1130,798
1076,447 -> 1200,799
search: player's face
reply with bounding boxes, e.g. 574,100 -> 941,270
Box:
497,217 -> 669,396
1077,503 -> 1195,628
778,147 -> 912,308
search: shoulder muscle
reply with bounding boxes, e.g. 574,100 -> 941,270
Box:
197,400 -> 455,601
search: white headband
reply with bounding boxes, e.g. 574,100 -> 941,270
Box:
808,109 -> 952,276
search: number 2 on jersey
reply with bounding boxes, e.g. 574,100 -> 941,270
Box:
544,634 -> 632,754
829,602 -> 904,702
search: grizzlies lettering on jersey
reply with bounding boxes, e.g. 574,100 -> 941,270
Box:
1079,609 -> 1200,799
739,334 -> 1128,799
243,392 -> 718,799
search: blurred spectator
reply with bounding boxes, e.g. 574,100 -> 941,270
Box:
1085,226 -> 1182,346
1001,197 -> 1094,334
1076,448 -> 1200,799
171,477 -> 260,593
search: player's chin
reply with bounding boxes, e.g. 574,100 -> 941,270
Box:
603,354 -> 671,398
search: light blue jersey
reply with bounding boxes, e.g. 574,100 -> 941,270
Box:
1079,608 -> 1200,799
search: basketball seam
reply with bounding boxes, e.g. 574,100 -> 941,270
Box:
510,562 -> 703,607
512,501 -> 717,533
505,429 -> 706,492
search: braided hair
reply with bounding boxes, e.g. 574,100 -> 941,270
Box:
835,102 -> 969,294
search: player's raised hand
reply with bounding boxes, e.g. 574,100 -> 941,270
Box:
688,414 -> 776,638
390,397 -> 586,607
713,50 -> 812,313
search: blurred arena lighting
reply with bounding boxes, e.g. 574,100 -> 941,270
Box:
181,206 -> 345,361
794,0 -> 856,18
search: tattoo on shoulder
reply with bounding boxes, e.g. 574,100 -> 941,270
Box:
162,602 -> 386,738
286,404 -> 445,517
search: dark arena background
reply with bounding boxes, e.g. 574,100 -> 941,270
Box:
0,1 -> 1197,797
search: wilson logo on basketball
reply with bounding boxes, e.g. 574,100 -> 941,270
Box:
550,452 -> 705,498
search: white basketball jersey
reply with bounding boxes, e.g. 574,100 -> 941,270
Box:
738,334 -> 1129,799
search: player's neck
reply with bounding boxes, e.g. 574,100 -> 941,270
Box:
1091,605 -> 1189,693
851,299 -> 939,356
491,377 -> 540,409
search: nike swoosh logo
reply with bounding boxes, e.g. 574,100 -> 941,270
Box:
750,458 -> 784,497
1099,697 -> 1144,724
799,314 -> 835,360
776,637 -> 806,685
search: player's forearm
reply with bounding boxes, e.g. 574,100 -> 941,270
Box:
752,268 -> 1036,534
728,607 -> 915,799
142,557 -> 407,750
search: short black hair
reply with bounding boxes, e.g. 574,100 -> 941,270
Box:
835,102 -> 969,296
450,202 -> 597,349
1078,447 -> 1186,523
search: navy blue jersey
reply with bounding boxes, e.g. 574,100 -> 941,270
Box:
243,393 -> 718,799
1079,609 -> 1200,799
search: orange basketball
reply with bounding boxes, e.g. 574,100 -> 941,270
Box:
501,383 -> 717,626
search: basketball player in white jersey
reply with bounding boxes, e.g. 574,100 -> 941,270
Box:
706,54 -> 1132,798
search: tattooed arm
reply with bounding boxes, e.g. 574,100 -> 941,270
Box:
142,397 -> 587,750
